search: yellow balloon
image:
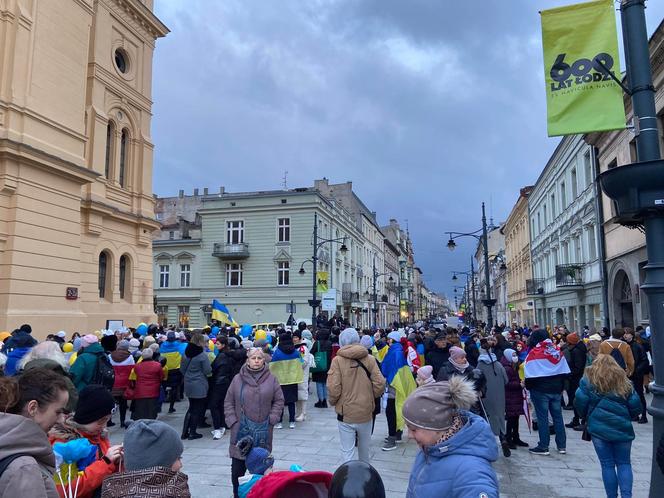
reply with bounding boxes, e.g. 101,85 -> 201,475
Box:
63,343 -> 73,353
255,329 -> 267,341
208,340 -> 215,351
69,352 -> 78,366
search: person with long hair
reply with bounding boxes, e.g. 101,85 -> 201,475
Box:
0,368 -> 69,498
180,332 -> 212,440
574,355 -> 641,498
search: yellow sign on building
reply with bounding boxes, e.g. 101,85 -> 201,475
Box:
316,272 -> 329,293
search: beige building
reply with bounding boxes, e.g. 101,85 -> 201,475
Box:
0,0 -> 168,337
503,186 -> 534,326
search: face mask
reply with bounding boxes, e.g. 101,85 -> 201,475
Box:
512,356 -> 518,363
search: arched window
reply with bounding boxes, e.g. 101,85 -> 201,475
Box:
119,255 -> 128,299
104,122 -> 114,179
99,252 -> 108,298
119,129 -> 128,187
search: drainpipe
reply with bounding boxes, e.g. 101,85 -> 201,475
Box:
592,145 -> 611,330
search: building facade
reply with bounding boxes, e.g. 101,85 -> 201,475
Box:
0,0 -> 167,337
528,135 -> 604,331
503,186 -> 535,326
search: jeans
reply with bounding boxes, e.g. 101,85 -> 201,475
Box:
338,420 -> 373,463
592,438 -> 633,498
530,390 -> 566,450
316,381 -> 327,401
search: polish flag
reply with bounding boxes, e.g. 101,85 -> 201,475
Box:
524,339 -> 571,378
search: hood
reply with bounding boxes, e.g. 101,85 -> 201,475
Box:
102,467 -> 190,498
160,341 -> 182,354
184,343 -> 203,358
110,349 -> 133,364
424,411 -> 498,463
80,342 -> 104,355
0,413 -> 55,469
337,344 -> 369,360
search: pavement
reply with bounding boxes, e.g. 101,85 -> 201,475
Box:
109,392 -> 654,498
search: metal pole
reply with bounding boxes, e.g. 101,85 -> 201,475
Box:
482,202 -> 494,328
372,254 -> 377,328
312,212 -> 318,332
471,256 -> 477,327
619,1 -> 663,492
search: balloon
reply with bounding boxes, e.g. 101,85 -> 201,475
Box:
255,329 -> 267,341
53,438 -> 94,464
208,340 -> 215,351
328,461 -> 385,498
210,326 -> 220,338
63,343 -> 73,353
136,323 -> 148,336
239,324 -> 253,338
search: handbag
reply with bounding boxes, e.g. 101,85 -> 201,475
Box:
309,342 -> 328,374
236,381 -> 270,449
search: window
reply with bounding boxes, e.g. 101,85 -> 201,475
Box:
178,306 -> 190,328
159,264 -> 170,288
104,122 -> 114,179
119,129 -> 128,187
277,218 -> 290,242
156,305 -> 168,327
180,264 -> 191,287
561,241 -> 568,264
584,151 -> 592,187
560,181 -> 567,208
571,168 -> 578,199
114,49 -> 128,74
169,231 -> 174,240
574,235 -> 582,263
543,204 -> 547,227
98,252 -> 108,299
588,226 -> 597,261
537,212 -> 541,234
550,193 -> 556,218
226,263 -> 243,286
226,221 -> 244,244
277,261 -> 289,286
119,255 -> 128,299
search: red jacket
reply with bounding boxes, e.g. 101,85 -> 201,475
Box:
132,360 -> 166,399
109,350 -> 135,396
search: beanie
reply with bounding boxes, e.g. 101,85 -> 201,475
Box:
19,324 -> 32,334
402,378 -> 477,431
449,346 -> 466,363
567,333 -> 580,345
81,334 -> 99,347
387,331 -> 402,343
74,385 -> 115,424
117,340 -> 130,351
339,328 -> 360,347
245,446 -> 274,475
360,335 -> 373,349
128,338 -> 140,352
167,331 -> 176,342
417,365 -> 433,381
143,336 -> 156,347
141,348 -> 154,360
123,420 -> 184,471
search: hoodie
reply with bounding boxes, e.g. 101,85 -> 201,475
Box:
0,413 -> 59,498
406,411 -> 499,498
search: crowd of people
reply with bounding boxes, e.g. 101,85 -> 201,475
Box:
0,317 -> 659,498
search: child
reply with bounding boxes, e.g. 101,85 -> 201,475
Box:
237,436 -> 274,498
416,365 -> 435,387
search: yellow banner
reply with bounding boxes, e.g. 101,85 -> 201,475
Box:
541,0 -> 625,136
316,271 -> 328,293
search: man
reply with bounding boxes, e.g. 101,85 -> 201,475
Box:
624,329 -> 649,423
564,333 -> 587,429
426,331 -> 451,380
327,328 -> 385,463
599,328 -> 635,377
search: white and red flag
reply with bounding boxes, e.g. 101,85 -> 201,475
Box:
524,339 -> 571,378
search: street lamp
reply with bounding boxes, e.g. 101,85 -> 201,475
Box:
363,254 -> 394,328
445,202 -> 496,328
298,212 -> 348,332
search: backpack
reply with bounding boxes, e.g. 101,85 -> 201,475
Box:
92,353 -> 115,390
608,343 -> 627,371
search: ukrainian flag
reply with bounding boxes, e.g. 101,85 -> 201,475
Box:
371,344 -> 388,363
381,342 -> 417,431
269,347 -> 303,385
211,299 -> 239,327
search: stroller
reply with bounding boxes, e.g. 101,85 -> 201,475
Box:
247,471 -> 333,498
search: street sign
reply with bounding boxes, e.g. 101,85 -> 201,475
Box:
322,289 -> 337,311
508,303 -> 515,310
286,302 -> 296,314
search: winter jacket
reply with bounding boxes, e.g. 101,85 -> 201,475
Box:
524,372 -> 566,394
109,350 -> 135,397
567,342 -> 588,381
406,411 -> 499,498
181,344 -> 212,399
211,348 -> 245,386
3,331 -> 37,375
435,361 -> 475,382
326,344 -> 386,424
48,420 -> 117,498
599,339 -> 635,377
425,346 -> 451,380
0,413 -> 59,498
500,357 -> 524,417
22,358 -> 78,413
131,360 -> 166,399
627,341 -> 649,379
70,343 -> 106,392
224,364 -> 284,460
101,466 -> 191,498
477,354 -> 508,436
574,377 -> 642,442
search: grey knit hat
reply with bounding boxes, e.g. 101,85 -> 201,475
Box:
123,420 -> 184,471
402,377 -> 478,431
339,328 -> 360,346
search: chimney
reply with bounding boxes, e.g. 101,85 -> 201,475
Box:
178,190 -> 184,198
371,211 -> 377,220
203,187 -> 209,195
193,188 -> 199,196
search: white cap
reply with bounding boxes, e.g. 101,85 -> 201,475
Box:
57,331 -> 66,338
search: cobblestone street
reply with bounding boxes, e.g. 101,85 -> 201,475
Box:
110,393 -> 654,498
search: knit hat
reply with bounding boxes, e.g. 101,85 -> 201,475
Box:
387,331 -> 402,343
449,346 -> 466,363
74,385 -> 115,424
339,328 -> 360,346
567,333 -> 580,345
166,331 -> 176,342
434,331 -> 448,342
128,338 -> 140,352
245,447 -> 274,475
123,420 -> 184,471
81,334 -> 99,347
141,348 -> 153,360
402,377 -> 478,431
241,339 -> 253,350
417,365 -> 434,381
360,335 -> 373,349
57,331 -> 66,339
143,336 -> 156,347
117,340 -> 130,350
278,332 -> 293,347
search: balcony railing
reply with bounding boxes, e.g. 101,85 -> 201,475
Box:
342,291 -> 359,304
556,264 -> 584,287
526,279 -> 545,295
212,242 -> 250,259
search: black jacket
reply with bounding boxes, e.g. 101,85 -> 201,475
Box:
629,341 -> 649,378
525,374 -> 567,394
425,346 -> 450,379
211,349 -> 246,385
435,361 -> 475,382
567,342 -> 588,380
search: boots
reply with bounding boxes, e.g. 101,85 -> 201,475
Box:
181,413 -> 191,440
500,433 -> 511,457
295,400 -> 306,422
188,412 -> 203,440
565,417 -> 580,429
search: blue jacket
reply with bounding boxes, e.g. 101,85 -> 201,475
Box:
406,411 -> 499,498
4,346 -> 32,376
574,377 -> 641,442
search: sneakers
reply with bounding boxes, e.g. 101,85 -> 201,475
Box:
275,423 -> 283,429
558,448 -> 566,454
295,414 -> 306,422
529,447 -> 550,456
289,422 -> 296,429
395,430 -> 403,444
211,429 -> 225,440
382,437 -> 397,451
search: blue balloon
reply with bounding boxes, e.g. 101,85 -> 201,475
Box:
210,326 -> 220,338
53,438 -> 94,464
136,323 -> 148,336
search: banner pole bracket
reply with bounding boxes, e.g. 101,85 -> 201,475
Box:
595,58 -> 632,95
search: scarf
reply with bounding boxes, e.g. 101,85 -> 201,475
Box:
433,414 -> 464,447
448,356 -> 469,372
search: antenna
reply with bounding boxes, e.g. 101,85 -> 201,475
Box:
282,171 -> 288,190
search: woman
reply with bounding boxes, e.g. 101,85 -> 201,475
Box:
0,368 -> 69,498
476,338 -> 509,457
109,339 -> 134,428
129,349 -> 166,420
574,355 -> 641,498
209,336 -> 246,440
293,330 -> 314,422
49,385 -> 123,498
224,347 -> 284,498
269,332 -> 302,429
180,333 -> 212,440
500,348 -> 528,449
464,335 -> 480,368
436,346 -> 474,381
310,328 -> 333,408
404,377 -> 499,498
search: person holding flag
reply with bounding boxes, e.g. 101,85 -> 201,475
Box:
211,300 -> 239,328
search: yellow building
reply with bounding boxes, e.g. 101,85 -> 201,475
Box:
0,0 -> 168,338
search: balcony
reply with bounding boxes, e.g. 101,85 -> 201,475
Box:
526,279 -> 545,295
342,291 -> 359,304
555,264 -> 584,288
212,242 -> 250,259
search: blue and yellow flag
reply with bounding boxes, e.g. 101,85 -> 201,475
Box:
381,343 -> 417,431
371,344 -> 388,363
211,299 -> 239,327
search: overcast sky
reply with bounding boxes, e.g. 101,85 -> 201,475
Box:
151,0 -> 664,301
